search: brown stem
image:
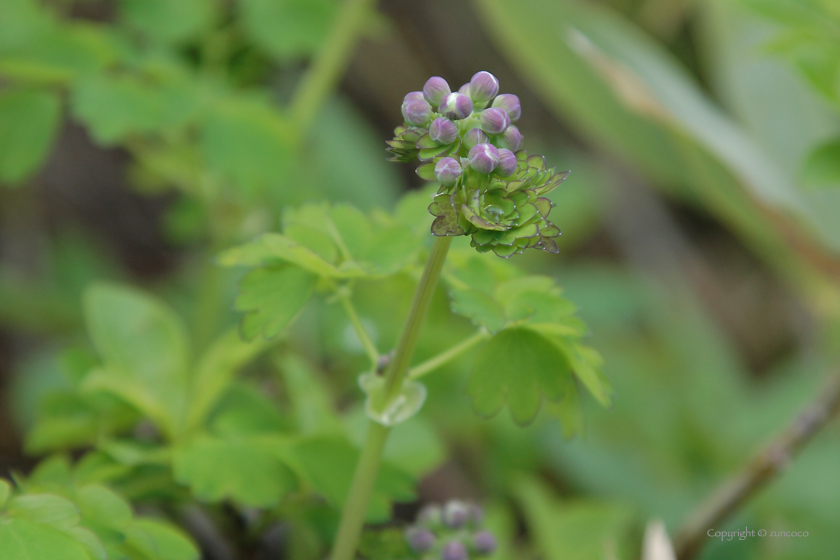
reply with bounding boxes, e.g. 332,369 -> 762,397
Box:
674,372 -> 840,559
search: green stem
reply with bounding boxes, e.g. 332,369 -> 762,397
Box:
408,329 -> 490,380
338,290 -> 380,368
329,236 -> 452,560
289,0 -> 375,132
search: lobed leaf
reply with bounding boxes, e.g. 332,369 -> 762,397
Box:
234,265 -> 317,341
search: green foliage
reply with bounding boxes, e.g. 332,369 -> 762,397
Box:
235,267 -> 317,340
0,89 -> 60,184
240,0 -> 339,59
801,137 -> 840,189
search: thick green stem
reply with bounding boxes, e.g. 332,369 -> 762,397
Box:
290,0 -> 375,132
329,236 -> 452,560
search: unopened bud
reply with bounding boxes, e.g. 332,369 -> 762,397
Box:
438,92 -> 473,120
441,541 -> 469,560
430,117 -> 458,144
423,77 -> 451,106
463,128 -> 489,150
497,125 -> 522,151
402,98 -> 432,126
435,157 -> 462,186
479,108 -> 510,135
473,531 -> 497,555
491,93 -> 521,122
406,528 -> 437,553
468,144 -> 500,175
443,500 -> 470,529
496,148 -> 517,176
469,71 -> 499,103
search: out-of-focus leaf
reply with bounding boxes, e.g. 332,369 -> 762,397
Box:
275,354 -> 342,435
234,266 -> 317,341
449,286 -> 507,333
208,382 -> 289,437
240,0 -> 338,59
173,435 -> 298,507
516,477 -> 634,560
75,484 -> 132,531
119,0 -> 214,44
802,137 -> 840,189
468,327 -> 575,425
199,96 -> 296,196
8,494 -> 80,531
0,479 -> 10,508
642,520 -> 676,560
83,284 -> 190,437
67,527 -> 107,560
291,436 -> 415,522
127,519 -> 200,560
0,89 -> 60,185
0,519 -> 90,560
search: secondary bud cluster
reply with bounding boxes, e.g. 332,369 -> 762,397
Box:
387,71 -> 566,257
404,500 -> 497,559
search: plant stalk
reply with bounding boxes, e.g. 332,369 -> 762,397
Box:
329,236 -> 452,560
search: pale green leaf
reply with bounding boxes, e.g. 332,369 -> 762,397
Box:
240,0 -> 339,59
8,494 -> 80,531
75,484 -> 132,531
119,0 -> 214,44
449,286 -> 507,333
128,519 -> 200,560
235,266 -> 316,340
0,519 -> 90,560
802,137 -> 840,189
173,435 -> 298,507
66,526 -> 107,560
468,327 -> 574,425
0,89 -> 60,185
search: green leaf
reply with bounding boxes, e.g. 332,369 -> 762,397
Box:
449,286 -> 507,333
127,519 -> 199,560
0,89 -> 60,185
240,0 -> 339,59
275,354 -> 342,435
67,526 -> 107,560
802,137 -> 840,189
235,266 -> 317,340
119,0 -> 214,44
200,97 -> 296,195
83,283 -> 190,437
186,329 -> 273,431
173,435 -> 298,507
8,494 -> 80,531
468,327 -> 574,425
75,484 -> 132,531
291,436 -> 415,522
0,519 -> 90,560
0,479 -> 9,508
208,382 -> 288,437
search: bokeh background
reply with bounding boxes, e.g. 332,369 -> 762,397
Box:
1,0 -> 840,559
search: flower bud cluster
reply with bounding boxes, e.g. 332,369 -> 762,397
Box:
404,500 -> 497,560
387,72 -> 567,258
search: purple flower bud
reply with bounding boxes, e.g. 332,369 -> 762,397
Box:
435,157 -> 462,186
463,128 -> 489,150
438,92 -> 473,120
402,98 -> 432,126
497,125 -> 522,151
441,541 -> 469,560
473,531 -> 497,555
443,500 -> 470,529
479,108 -> 510,135
458,83 -> 471,95
423,77 -> 451,106
430,117 -> 458,144
469,71 -> 500,103
406,528 -> 437,553
468,143 -> 500,175
404,91 -> 425,104
496,148 -> 517,177
491,93 -> 521,122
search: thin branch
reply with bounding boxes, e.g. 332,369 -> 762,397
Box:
337,290 -> 380,368
408,330 -> 490,380
674,371 -> 840,560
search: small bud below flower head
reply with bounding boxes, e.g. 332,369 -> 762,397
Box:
423,77 -> 451,106
473,531 -> 497,555
435,157 -> 462,186
402,98 -> 432,126
496,148 -> 517,177
443,500 -> 470,529
463,128 -> 489,150
441,541 -> 469,560
491,93 -> 521,122
469,71 -> 500,103
438,92 -> 473,120
497,125 -> 522,151
406,528 -> 436,553
468,143 -> 500,175
479,108 -> 510,135
430,117 -> 458,144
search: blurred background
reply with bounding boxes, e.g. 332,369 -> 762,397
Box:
1,0 -> 840,559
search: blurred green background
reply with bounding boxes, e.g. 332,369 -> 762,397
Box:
1,0 -> 840,559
